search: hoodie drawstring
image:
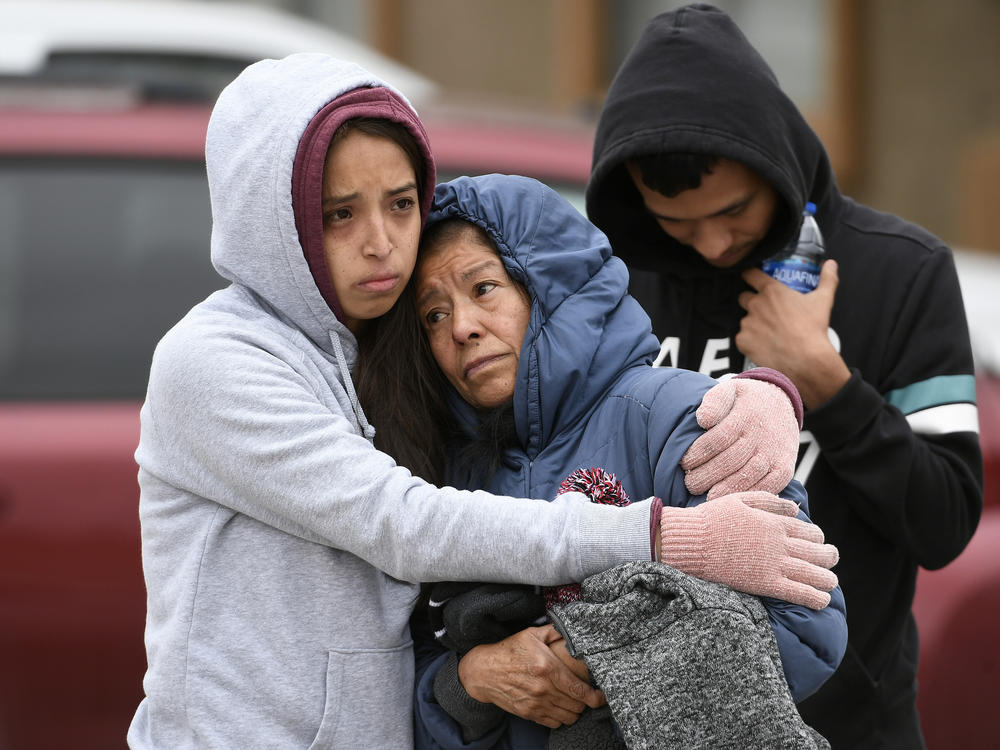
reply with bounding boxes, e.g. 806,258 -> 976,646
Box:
330,333 -> 377,443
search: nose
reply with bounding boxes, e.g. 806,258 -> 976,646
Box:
362,213 -> 392,259
691,220 -> 732,261
451,300 -> 484,344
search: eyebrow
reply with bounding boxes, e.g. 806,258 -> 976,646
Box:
416,258 -> 504,310
322,181 -> 418,208
415,284 -> 441,312
647,192 -> 755,223
460,259 -> 503,283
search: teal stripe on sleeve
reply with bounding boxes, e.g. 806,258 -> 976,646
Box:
885,374 -> 977,415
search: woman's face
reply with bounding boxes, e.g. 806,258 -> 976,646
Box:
322,130 -> 421,333
415,228 -> 530,410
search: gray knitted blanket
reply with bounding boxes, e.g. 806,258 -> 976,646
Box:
548,561 -> 829,750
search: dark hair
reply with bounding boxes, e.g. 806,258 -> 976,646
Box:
630,152 -> 720,198
352,222 -> 479,485
355,217 -> 527,484
418,217 -> 497,266
353,281 -> 452,484
331,117 -> 427,206
344,118 -> 439,479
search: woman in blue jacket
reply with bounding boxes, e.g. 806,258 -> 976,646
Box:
406,174 -> 847,749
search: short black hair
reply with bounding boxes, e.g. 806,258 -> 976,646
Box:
630,152 -> 719,197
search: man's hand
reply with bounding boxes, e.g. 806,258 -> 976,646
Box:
737,260 -> 850,409
457,624 -> 605,728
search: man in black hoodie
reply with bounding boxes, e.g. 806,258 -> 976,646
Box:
586,5 -> 983,749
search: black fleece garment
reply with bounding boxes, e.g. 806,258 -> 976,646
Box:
586,5 -> 983,749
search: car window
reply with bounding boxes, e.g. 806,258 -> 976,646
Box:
36,51 -> 250,102
0,156 -> 223,399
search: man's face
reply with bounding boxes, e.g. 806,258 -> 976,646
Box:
627,158 -> 779,268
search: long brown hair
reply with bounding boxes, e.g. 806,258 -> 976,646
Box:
338,116 -> 447,482
354,279 -> 452,484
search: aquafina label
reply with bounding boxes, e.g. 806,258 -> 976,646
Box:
761,202 -> 825,293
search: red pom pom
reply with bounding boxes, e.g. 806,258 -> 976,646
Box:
556,467 -> 630,507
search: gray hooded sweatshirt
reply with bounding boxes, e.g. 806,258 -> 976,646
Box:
126,54 -> 653,749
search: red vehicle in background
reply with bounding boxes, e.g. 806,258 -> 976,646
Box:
0,94 -> 214,748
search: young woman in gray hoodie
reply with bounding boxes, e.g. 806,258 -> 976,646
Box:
127,53 -> 833,749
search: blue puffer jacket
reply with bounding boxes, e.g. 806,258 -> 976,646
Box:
414,174 -> 847,750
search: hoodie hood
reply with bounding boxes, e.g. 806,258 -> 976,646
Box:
206,53 -> 435,349
427,174 -> 660,456
586,3 -> 837,278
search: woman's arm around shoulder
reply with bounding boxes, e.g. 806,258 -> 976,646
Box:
140,316 -> 656,586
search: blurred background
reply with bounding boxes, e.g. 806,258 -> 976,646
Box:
313,0 -> 1000,255
0,1 -> 997,749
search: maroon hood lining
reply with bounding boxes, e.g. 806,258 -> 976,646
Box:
292,86 -> 436,324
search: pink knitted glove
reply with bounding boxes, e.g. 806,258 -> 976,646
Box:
659,491 -> 839,610
681,373 -> 801,500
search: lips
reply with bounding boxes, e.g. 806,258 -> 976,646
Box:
709,241 -> 755,268
464,354 -> 505,378
358,273 -> 399,293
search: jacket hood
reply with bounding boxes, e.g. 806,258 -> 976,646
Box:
427,174 -> 660,456
206,53 -> 435,351
586,3 -> 837,277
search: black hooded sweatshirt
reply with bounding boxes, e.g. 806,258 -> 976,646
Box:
587,5 -> 983,749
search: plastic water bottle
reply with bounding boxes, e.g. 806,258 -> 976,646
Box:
743,203 -> 826,371
761,202 -> 825,292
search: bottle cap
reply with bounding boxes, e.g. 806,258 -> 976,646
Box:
805,201 -> 817,216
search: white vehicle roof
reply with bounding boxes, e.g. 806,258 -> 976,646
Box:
0,0 -> 437,103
